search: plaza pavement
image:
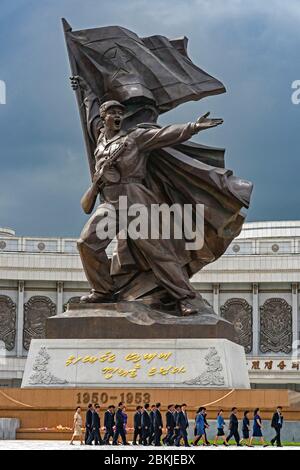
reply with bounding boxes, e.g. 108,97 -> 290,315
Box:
0,441 -> 297,450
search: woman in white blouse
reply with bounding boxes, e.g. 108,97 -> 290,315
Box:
70,406 -> 84,445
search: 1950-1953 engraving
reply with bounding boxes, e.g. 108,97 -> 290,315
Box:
76,391 -> 152,407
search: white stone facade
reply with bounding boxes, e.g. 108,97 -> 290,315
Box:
0,221 -> 299,388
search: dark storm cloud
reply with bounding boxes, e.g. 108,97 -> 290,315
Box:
0,0 -> 299,236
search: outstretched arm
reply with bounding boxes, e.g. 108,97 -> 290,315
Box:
70,75 -> 101,144
135,112 -> 223,152
194,112 -> 223,132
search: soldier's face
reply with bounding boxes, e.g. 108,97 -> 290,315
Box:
104,107 -> 124,132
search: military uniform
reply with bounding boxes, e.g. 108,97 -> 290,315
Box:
77,121 -> 199,300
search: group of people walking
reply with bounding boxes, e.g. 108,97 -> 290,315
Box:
69,402 -> 284,448
70,402 -> 128,446
195,406 -> 284,447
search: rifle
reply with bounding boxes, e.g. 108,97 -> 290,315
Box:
81,140 -> 128,214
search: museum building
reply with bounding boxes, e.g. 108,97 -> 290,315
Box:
0,221 -> 299,389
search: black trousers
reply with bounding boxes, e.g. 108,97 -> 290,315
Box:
163,427 -> 175,445
133,427 -> 143,444
113,426 -> 127,445
154,428 -> 162,446
226,429 -> 240,445
142,427 -> 150,445
175,428 -> 189,446
149,426 -> 155,445
172,427 -> 179,445
271,426 -> 282,446
87,428 -> 102,445
103,427 -> 114,444
85,426 -> 92,444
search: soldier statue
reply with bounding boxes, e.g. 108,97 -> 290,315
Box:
72,76 -> 224,316
65,24 -> 252,318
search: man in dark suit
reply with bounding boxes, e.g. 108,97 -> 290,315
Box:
172,405 -> 181,445
163,404 -> 175,446
133,406 -> 143,445
271,406 -> 284,447
87,404 -> 103,445
226,407 -> 241,446
141,403 -> 151,445
175,404 -> 190,447
113,402 -> 128,445
154,402 -> 163,446
149,404 -> 156,445
85,403 -> 94,444
103,405 -> 115,445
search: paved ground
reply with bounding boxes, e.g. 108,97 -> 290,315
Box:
0,441 -> 297,450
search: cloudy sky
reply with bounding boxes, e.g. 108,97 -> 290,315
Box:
0,0 -> 299,237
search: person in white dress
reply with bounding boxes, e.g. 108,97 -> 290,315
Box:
70,407 -> 84,445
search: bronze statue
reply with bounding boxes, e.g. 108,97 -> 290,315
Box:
63,21 -> 253,317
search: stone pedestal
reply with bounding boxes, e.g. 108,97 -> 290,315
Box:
46,302 -> 235,340
22,301 -> 250,389
21,338 -> 250,389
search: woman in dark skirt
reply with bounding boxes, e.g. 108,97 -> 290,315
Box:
240,410 -> 250,446
193,408 -> 207,446
249,408 -> 268,447
213,410 -> 228,446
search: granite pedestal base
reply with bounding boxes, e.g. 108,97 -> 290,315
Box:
46,302 -> 235,340
23,302 -> 250,389
22,338 -> 250,389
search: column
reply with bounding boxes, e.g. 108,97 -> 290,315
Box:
252,283 -> 259,356
213,284 -> 220,315
16,281 -> 24,357
292,283 -> 298,351
56,282 -> 64,315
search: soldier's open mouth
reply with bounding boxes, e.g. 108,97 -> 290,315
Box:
114,118 -> 121,127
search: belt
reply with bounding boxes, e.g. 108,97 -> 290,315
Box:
104,177 -> 144,186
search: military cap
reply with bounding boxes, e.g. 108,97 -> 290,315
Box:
99,100 -> 125,117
